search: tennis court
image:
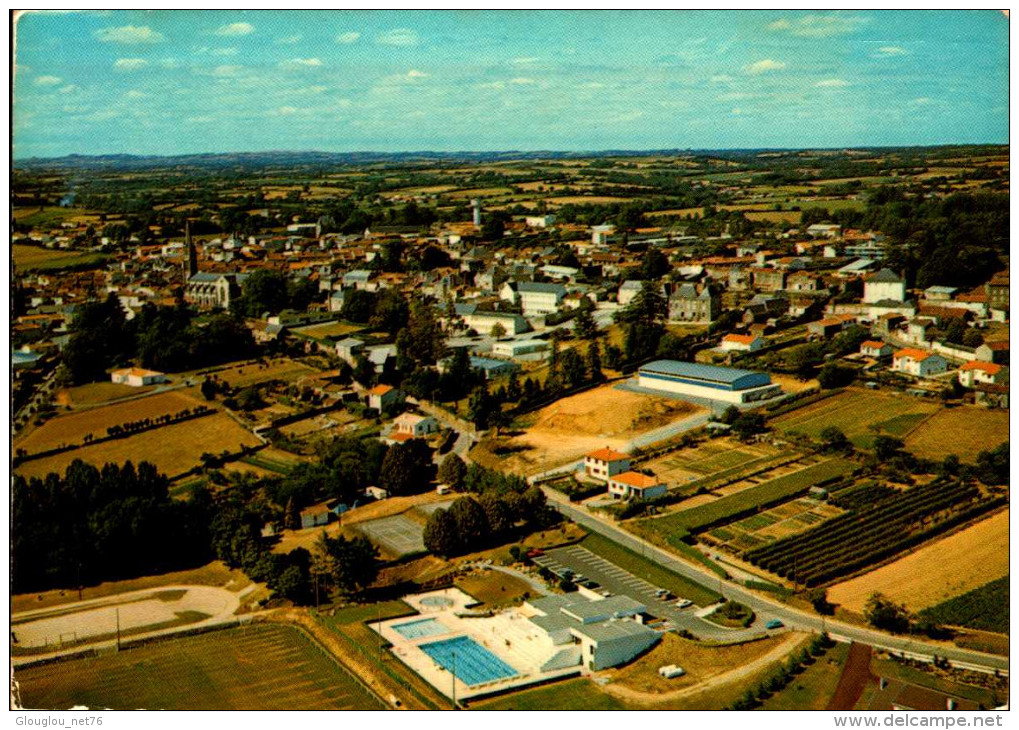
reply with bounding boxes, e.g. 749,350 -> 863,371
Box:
357,514 -> 426,556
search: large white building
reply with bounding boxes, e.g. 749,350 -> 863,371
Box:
110,367 -> 169,387
863,268 -> 907,304
637,360 -> 782,404
502,282 -> 567,316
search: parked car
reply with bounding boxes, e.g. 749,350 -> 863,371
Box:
675,599 -> 693,609
765,619 -> 784,629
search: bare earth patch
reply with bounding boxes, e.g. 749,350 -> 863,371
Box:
480,384 -> 702,476
905,407 -> 1010,462
828,509 -> 1010,614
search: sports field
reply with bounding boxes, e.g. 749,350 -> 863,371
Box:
904,407 -> 1009,462
357,514 -> 427,557
16,624 -> 385,710
772,389 -> 939,449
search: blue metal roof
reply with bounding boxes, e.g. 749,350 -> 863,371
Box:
639,359 -> 770,387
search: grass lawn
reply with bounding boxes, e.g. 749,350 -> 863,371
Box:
580,533 -> 720,606
473,677 -> 625,710
13,244 -> 110,271
870,656 -> 1004,708
16,624 -> 385,710
759,642 -> 850,710
455,571 -> 535,608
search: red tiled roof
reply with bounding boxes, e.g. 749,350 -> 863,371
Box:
611,471 -> 660,489
960,361 -> 1003,374
723,334 -> 757,344
894,348 -> 932,361
587,447 -> 629,462
367,384 -> 394,395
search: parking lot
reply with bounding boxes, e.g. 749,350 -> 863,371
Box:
535,545 -> 774,642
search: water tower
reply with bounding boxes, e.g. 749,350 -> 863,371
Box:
471,199 -> 481,227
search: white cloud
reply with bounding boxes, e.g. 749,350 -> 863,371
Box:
509,77 -> 536,85
336,31 -> 360,44
95,25 -> 165,44
58,84 -> 77,94
912,97 -> 932,105
479,81 -> 505,90
212,65 -> 244,77
277,35 -> 301,44
33,75 -> 62,86
277,106 -> 298,115
874,45 -> 908,57
281,58 -> 323,68
114,58 -> 148,71
767,14 -> 869,38
732,107 -> 743,115
710,74 -> 734,83
125,90 -> 148,99
512,56 -> 539,64
160,58 -> 181,69
406,69 -> 428,78
216,22 -> 254,37
376,28 -> 419,46
211,47 -> 238,56
816,78 -> 850,88
745,59 -> 786,74
580,82 -> 605,89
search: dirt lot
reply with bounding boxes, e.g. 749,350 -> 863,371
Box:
16,391 -> 206,455
904,407 -> 1009,462
828,509 -> 1010,614
476,384 -> 702,476
211,358 -> 319,389
16,412 -> 260,480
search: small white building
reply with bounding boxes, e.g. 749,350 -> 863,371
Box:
525,214 -> 557,228
491,339 -> 549,358
366,384 -> 402,411
110,367 -> 169,387
584,448 -> 631,481
617,280 -> 644,307
958,361 -> 1008,388
719,333 -> 767,352
392,412 -> 439,438
335,337 -> 366,365
860,340 -> 894,359
892,349 -> 949,378
863,268 -> 907,304
806,223 -> 842,239
607,471 -> 667,501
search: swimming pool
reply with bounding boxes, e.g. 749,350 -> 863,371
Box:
419,635 -> 518,686
392,618 -> 448,640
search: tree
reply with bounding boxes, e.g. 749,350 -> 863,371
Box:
639,248 -> 671,280
560,348 -> 587,389
317,533 -> 380,596
379,440 -> 433,496
807,587 -> 834,615
942,318 -> 968,346
478,492 -> 514,535
437,454 -> 468,491
423,509 -> 459,557
284,496 -> 301,530
819,426 -> 850,454
732,412 -> 766,441
873,435 -> 904,461
468,383 -> 496,430
614,281 -> 668,363
448,497 -> 489,547
368,288 -> 409,337
586,340 -> 604,382
720,405 -> 741,425
818,362 -> 856,389
235,269 -> 289,318
352,354 -> 375,387
398,302 -> 445,366
573,306 -> 598,340
200,377 -> 217,401
864,592 -> 911,633
975,442 -> 1008,485
962,328 -> 985,348
490,322 -> 507,339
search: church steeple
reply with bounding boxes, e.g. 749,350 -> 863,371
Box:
185,221 -> 198,279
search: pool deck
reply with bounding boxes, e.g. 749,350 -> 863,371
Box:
373,588 -> 580,701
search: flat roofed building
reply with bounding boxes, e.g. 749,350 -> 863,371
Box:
637,359 -> 782,404
110,367 -> 169,387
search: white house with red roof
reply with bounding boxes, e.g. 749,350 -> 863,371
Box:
860,340 -> 894,359
719,333 -> 766,352
958,361 -> 1008,388
366,383 -> 402,411
584,448 -> 631,481
892,348 -> 949,378
607,471 -> 666,501
110,367 -> 169,387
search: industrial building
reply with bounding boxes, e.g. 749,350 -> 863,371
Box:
637,360 -> 782,404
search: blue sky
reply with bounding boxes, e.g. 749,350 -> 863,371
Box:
13,10 -> 1009,157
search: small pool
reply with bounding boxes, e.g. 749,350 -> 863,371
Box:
392,618 -> 448,640
420,595 -> 454,608
419,635 -> 518,686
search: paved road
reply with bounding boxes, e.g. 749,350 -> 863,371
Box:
547,495 -> 1009,674
538,545 -> 776,643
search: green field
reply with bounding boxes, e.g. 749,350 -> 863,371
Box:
16,624 -> 385,710
580,532 -> 721,606
642,459 -> 855,537
474,677 -> 625,710
773,390 -> 939,449
758,642 -> 850,711
13,244 -> 111,272
920,576 -> 1009,634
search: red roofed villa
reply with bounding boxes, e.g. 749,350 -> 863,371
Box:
584,448 -> 631,481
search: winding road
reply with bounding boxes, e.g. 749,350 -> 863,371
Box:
545,495 -> 1009,675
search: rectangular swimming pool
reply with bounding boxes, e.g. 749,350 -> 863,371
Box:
392,618 -> 448,640
419,635 -> 518,686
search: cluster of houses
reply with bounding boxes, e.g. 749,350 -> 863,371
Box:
582,448 -> 666,501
